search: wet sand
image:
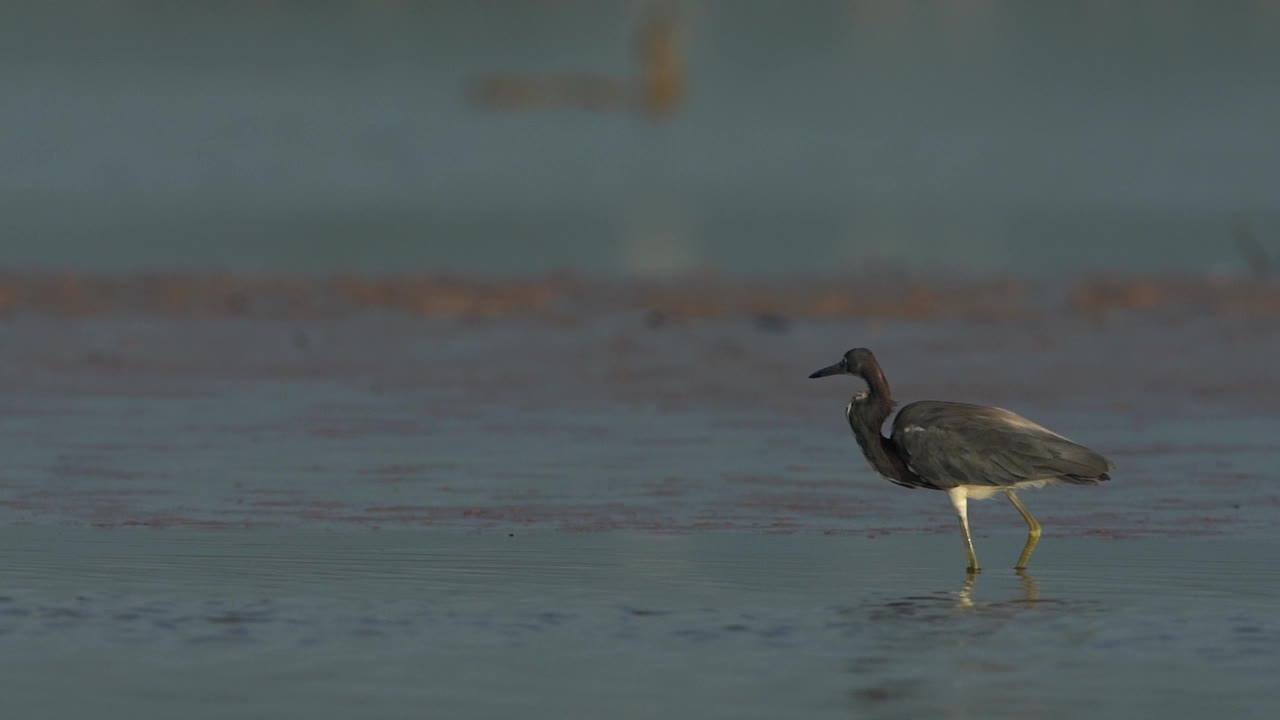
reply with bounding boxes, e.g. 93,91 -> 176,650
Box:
1,272 -> 1278,717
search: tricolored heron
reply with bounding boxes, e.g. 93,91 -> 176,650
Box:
809,347 -> 1113,572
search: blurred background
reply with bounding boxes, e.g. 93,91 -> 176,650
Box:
4,5 -> 1280,718
3,0 -> 1278,276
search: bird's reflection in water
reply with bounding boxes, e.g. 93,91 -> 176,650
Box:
956,572 -> 978,607
846,571 -> 1101,711
955,569 -> 1040,609
1017,569 -> 1040,602
865,570 -> 1051,624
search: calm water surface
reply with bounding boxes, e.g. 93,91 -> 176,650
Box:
1,529 -> 1277,719
2,302 -> 1279,716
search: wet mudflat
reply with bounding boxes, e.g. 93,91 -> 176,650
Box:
1,273 -> 1278,717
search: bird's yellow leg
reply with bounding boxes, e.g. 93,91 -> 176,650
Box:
1006,491 -> 1042,570
958,516 -> 981,573
948,488 -> 980,572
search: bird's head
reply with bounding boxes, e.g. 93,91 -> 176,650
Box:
808,347 -> 877,380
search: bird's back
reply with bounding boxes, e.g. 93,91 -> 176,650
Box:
890,401 -> 1114,490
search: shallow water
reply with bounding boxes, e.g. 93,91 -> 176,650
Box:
2,289 -> 1279,716
2,528 -> 1277,719
2,307 -> 1277,538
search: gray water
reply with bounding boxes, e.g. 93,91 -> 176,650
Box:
2,1 -> 1279,274
3,529 -> 1278,720
2,309 -> 1279,717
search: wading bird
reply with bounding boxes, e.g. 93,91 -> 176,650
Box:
809,348 -> 1113,572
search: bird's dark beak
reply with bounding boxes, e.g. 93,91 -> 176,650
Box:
808,361 -> 846,379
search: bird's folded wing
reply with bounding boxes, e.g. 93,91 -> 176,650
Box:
892,403 -> 1113,488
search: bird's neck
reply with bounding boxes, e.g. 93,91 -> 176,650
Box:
846,368 -> 914,483
847,406 -> 908,482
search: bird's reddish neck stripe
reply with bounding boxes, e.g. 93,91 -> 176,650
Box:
863,364 -> 893,409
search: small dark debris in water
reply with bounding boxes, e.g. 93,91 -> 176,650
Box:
206,613 -> 270,624
854,687 -> 892,703
752,312 -> 790,333
851,678 -> 919,704
508,533 -> 515,537
623,606 -> 670,617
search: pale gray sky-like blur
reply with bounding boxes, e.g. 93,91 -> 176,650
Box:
1,1 -> 1277,275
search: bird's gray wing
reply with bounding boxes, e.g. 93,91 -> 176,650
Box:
891,401 -> 1114,489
